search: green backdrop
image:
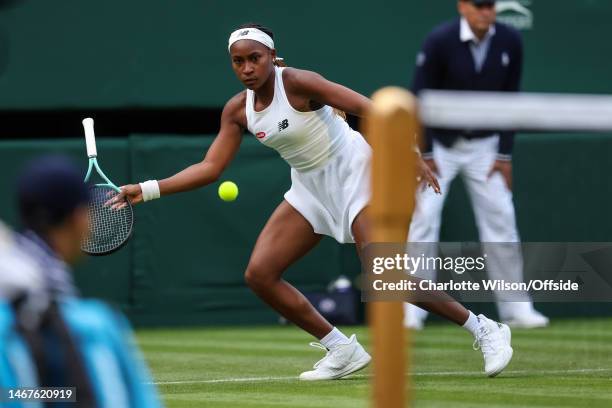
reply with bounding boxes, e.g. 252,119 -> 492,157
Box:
0,0 -> 611,108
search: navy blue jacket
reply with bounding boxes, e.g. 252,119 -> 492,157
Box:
412,19 -> 523,158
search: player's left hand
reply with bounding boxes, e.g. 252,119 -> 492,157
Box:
417,157 -> 441,194
488,160 -> 512,190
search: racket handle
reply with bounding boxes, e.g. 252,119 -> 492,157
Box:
82,117 -> 97,158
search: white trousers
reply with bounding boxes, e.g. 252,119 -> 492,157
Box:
407,136 -> 533,320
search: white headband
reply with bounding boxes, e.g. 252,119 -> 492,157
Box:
228,27 -> 274,52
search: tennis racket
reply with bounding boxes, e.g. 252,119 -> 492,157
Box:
80,117 -> 134,255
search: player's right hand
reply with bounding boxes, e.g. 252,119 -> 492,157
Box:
106,184 -> 143,209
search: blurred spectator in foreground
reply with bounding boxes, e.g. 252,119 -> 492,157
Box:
0,155 -> 162,408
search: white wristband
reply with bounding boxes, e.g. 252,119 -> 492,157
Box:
139,180 -> 160,202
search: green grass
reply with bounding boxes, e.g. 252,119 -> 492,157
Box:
136,319 -> 612,408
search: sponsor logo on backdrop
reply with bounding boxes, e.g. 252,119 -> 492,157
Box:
496,0 -> 534,30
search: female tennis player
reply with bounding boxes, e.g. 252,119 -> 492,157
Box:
112,23 -> 513,380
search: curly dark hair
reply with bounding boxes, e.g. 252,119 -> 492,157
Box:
236,23 -> 274,39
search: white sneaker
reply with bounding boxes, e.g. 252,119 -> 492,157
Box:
403,303 -> 427,330
404,317 -> 424,331
502,310 -> 549,329
473,315 -> 514,377
299,334 -> 371,381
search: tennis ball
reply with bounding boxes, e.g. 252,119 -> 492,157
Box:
218,181 -> 239,202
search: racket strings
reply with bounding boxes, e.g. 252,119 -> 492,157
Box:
81,186 -> 133,254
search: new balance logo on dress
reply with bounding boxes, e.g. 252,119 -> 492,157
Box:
278,119 -> 289,132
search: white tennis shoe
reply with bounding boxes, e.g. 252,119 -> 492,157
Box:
502,310 -> 549,329
473,315 -> 514,377
299,334 -> 371,381
403,303 -> 425,330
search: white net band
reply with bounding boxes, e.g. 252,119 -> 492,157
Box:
419,90 -> 612,132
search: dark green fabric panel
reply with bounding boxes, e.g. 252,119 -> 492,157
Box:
2,134 -> 612,324
514,134 -> 612,241
0,139 -> 132,307
520,0 -> 612,94
127,135 -> 342,324
0,1 -> 610,108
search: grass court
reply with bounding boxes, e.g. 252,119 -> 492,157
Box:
137,318 -> 612,407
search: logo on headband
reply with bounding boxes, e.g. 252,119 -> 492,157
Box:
239,30 -> 249,36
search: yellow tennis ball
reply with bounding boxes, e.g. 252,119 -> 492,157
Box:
218,181 -> 239,202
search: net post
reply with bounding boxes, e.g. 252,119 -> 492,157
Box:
364,87 -> 419,408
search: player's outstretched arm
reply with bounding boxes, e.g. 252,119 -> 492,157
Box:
110,94 -> 245,208
156,96 -> 244,196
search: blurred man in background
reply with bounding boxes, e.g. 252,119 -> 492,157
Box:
405,0 -> 549,329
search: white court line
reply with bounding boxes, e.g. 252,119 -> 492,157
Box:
153,368 -> 612,385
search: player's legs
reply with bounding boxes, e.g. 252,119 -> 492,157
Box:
353,209 -> 469,326
462,137 -> 548,327
245,200 -> 331,338
353,209 -> 513,376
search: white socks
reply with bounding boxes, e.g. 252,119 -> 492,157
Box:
320,316 -> 480,348
462,311 -> 480,337
320,327 -> 350,349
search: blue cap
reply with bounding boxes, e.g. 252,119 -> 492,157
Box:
470,0 -> 496,5
17,155 -> 90,231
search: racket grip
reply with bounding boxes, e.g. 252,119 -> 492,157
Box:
82,117 -> 97,158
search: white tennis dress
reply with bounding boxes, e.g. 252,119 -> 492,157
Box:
245,66 -> 371,243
